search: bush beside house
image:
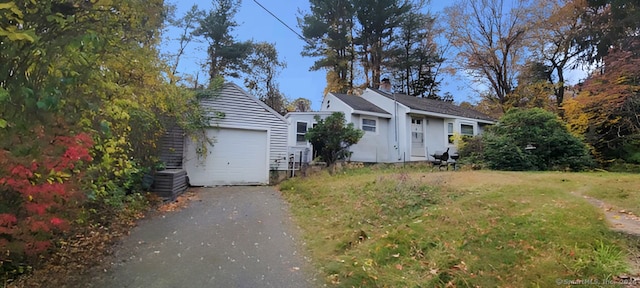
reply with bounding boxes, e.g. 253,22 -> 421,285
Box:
459,108 -> 593,171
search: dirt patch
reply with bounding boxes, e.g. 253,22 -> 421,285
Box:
575,192 -> 640,279
580,195 -> 640,237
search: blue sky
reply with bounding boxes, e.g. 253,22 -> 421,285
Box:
162,0 -> 586,111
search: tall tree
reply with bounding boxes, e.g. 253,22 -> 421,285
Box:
353,0 -> 411,89
299,0 -> 356,94
444,0 -> 531,111
388,3 -> 444,98
244,42 -> 288,114
164,4 -> 204,82
528,0 -> 586,110
564,39 -> 640,164
509,61 -> 556,110
195,0 -> 252,81
575,0 -> 640,65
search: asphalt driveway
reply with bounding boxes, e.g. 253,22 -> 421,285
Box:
90,186 -> 316,288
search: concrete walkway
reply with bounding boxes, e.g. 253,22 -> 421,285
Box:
90,186 -> 316,288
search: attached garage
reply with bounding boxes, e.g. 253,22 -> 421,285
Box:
183,84 -> 288,186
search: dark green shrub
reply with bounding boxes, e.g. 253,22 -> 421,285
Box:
305,112 -> 364,166
482,108 -> 593,171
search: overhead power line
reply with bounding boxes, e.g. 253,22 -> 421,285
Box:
252,0 -> 313,45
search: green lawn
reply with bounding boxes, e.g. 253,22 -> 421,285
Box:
280,166 -> 640,287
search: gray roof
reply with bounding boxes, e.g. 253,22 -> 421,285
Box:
373,89 -> 495,122
332,93 -> 390,115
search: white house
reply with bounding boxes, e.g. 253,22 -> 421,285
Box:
183,83 -> 288,186
284,111 -> 333,163
285,87 -> 495,164
321,93 -> 393,162
360,88 -> 495,162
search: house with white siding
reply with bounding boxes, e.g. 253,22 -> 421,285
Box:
284,111 -> 333,163
359,88 -> 495,162
183,83 -> 288,186
286,86 -> 495,164
320,93 -> 393,163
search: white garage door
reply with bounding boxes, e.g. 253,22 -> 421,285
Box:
184,128 -> 269,186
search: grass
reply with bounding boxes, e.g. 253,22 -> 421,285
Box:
280,166 -> 640,287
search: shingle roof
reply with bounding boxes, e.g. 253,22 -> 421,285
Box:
372,89 -> 495,122
332,93 -> 390,115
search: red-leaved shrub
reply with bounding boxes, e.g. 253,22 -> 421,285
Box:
0,133 -> 93,264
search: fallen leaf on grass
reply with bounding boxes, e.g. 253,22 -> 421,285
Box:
328,274 -> 340,285
451,261 -> 467,271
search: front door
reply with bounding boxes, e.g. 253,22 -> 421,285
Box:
411,118 -> 425,157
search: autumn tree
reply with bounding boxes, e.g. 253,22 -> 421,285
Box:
509,61 -> 557,110
300,0 -> 356,94
288,98 -> 312,112
526,0 -> 586,110
564,40 -> 640,164
560,0 -> 640,165
0,0 -> 203,278
443,0 -> 531,111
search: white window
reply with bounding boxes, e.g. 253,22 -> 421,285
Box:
362,118 -> 376,132
461,124 -> 474,137
447,122 -> 454,144
296,122 -> 307,143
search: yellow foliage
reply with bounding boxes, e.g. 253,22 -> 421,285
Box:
563,98 -> 589,135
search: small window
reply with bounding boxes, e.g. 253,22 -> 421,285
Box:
461,124 -> 474,136
447,122 -> 454,144
296,122 -> 307,143
362,118 -> 376,132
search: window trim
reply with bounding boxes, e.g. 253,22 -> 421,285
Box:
362,117 -> 377,133
460,123 -> 475,137
296,121 -> 308,144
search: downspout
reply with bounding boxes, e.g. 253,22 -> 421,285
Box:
394,93 -> 400,161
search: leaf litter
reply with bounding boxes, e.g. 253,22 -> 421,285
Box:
7,191 -> 200,287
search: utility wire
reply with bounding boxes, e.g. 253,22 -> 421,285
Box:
252,0 -> 313,45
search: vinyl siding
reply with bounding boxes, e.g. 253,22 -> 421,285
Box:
350,115 -> 391,162
284,112 -> 333,163
198,83 -> 289,171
